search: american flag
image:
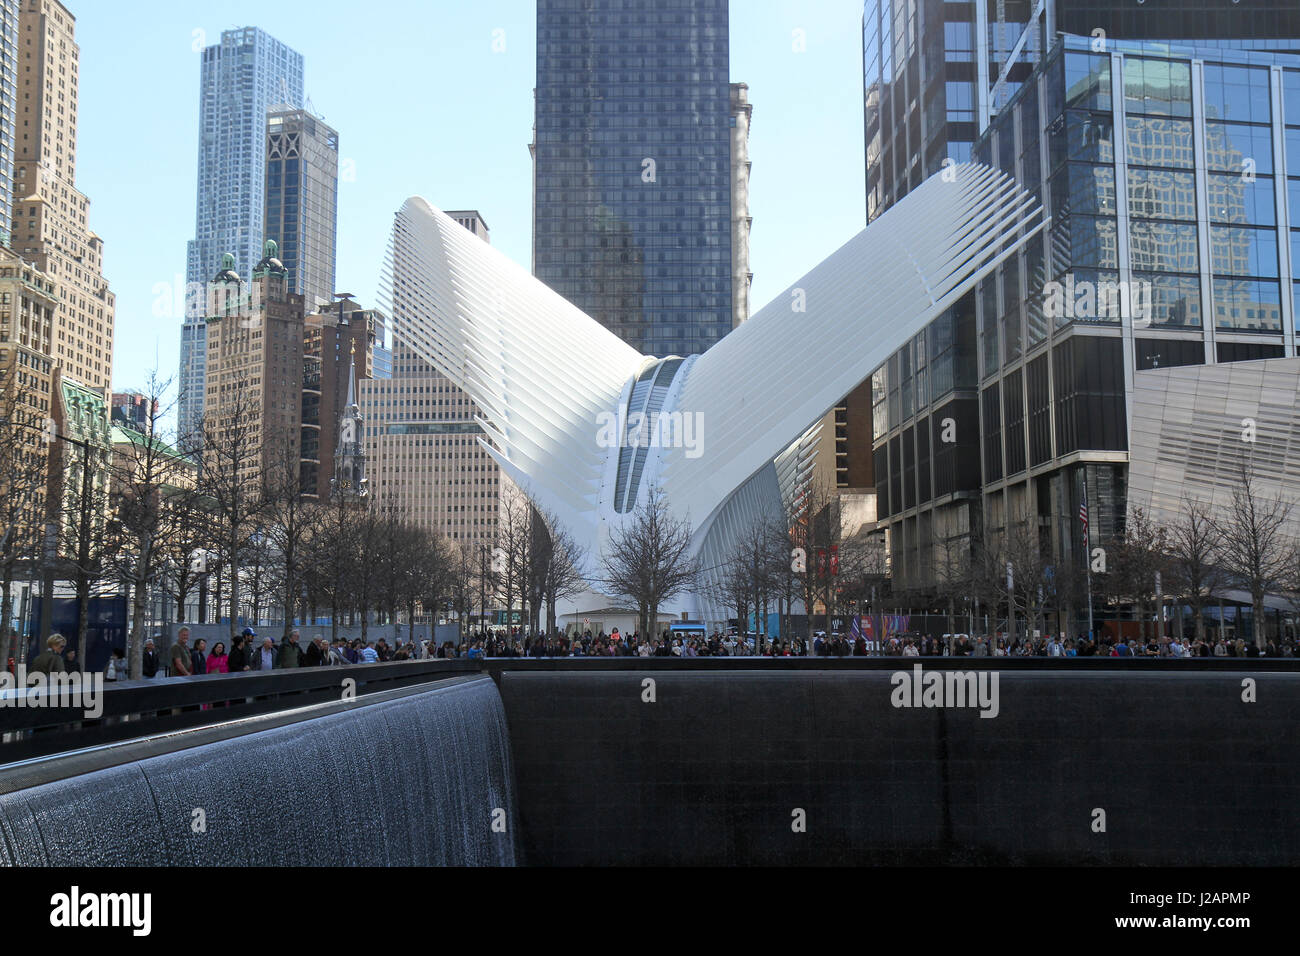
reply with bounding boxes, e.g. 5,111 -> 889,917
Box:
1079,492 -> 1089,537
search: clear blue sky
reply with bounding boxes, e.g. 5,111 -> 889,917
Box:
71,1 -> 866,396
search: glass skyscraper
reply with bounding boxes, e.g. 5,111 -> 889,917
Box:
0,0 -> 18,247
869,32 -> 1300,601
179,26 -> 303,442
265,108 -> 339,312
532,0 -> 735,357
863,0 -> 1300,224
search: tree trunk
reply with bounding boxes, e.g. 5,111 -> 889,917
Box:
227,556 -> 239,646
75,571 -> 90,675
0,572 -> 13,665
1254,592 -> 1266,647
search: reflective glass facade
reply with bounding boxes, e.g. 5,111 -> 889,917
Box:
533,0 -> 733,357
0,0 -> 17,247
180,27 -> 303,442
864,0 -> 1300,224
868,22 -> 1300,596
265,109 -> 339,312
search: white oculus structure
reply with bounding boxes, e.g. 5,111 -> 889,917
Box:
383,164 -> 1045,624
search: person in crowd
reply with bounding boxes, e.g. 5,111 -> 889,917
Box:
278,630 -> 301,669
359,641 -> 379,664
105,647 -> 127,681
249,635 -> 277,671
170,627 -> 193,677
190,637 -> 208,675
228,632 -> 249,672
31,634 -> 67,675
142,637 -> 160,678
206,642 -> 230,674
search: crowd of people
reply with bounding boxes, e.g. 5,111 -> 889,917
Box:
859,633 -> 1299,658
15,625 -> 1299,680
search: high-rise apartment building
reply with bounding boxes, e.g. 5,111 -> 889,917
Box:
11,0 -> 114,395
364,210 -> 506,547
265,108 -> 338,312
532,0 -> 745,357
180,26 -> 303,442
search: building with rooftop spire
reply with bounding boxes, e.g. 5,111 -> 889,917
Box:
331,341 -> 367,501
201,240 -> 305,489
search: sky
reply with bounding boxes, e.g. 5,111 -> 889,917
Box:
71,0 -> 867,398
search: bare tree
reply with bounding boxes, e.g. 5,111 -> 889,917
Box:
1214,464 -> 1293,648
201,386 -> 264,645
600,485 -> 698,640
1098,506 -> 1170,642
497,488 -> 532,629
787,478 -> 841,642
1167,496 -> 1224,644
931,531 -> 973,653
723,512 -> 784,643
155,487 -> 214,625
260,433 -> 320,639
107,372 -> 197,678
49,411 -> 114,671
537,512 -> 588,636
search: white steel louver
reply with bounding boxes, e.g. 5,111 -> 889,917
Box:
382,163 -> 1045,599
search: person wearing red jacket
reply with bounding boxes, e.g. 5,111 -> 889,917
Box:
206,642 -> 230,674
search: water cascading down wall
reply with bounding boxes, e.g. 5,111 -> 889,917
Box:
0,676 -> 517,866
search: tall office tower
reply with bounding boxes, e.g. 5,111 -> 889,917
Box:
532,0 -> 742,357
265,108 -> 338,312
853,0 -> 1300,579
0,0 -> 19,245
364,210 -> 506,549
180,26 -> 303,443
863,0 -> 1300,223
202,242 -> 305,490
10,0 -> 114,395
867,30 -> 1300,606
730,83 -> 753,329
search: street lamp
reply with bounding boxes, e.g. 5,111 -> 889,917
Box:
41,427 -> 104,679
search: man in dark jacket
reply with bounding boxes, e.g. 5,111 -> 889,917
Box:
278,630 -> 301,668
31,635 -> 67,674
249,635 -> 277,671
227,634 -> 248,672
302,636 -> 323,667
142,637 -> 160,678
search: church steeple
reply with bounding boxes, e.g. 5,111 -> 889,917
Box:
332,339 -> 368,500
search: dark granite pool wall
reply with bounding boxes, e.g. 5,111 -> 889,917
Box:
495,667 -> 1300,866
0,676 -> 516,866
